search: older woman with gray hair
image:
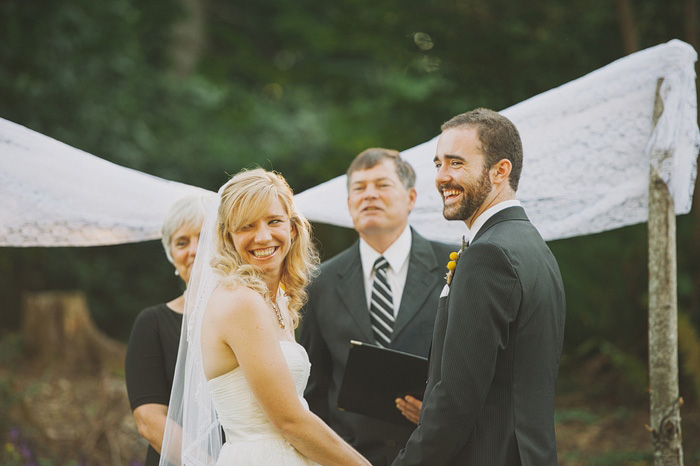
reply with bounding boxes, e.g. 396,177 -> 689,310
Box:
125,192 -> 216,466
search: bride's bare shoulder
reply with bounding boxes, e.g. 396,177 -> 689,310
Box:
208,284 -> 265,317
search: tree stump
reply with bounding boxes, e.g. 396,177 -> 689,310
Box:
21,291 -> 125,373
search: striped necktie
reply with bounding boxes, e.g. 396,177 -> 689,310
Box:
369,256 -> 394,347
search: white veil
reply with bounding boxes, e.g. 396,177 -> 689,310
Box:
160,187 -> 223,466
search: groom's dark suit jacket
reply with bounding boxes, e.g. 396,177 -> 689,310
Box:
299,229 -> 455,465
393,207 -> 566,466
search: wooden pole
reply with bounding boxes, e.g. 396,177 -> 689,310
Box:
647,78 -> 683,465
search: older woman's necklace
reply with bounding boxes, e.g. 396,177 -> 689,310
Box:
270,300 -> 286,329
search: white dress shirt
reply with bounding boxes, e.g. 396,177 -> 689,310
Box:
359,225 -> 412,317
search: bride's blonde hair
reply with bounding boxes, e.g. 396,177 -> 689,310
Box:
210,168 -> 319,327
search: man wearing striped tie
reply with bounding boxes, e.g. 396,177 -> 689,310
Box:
300,148 -> 456,465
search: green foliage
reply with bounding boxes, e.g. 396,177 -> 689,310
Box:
0,333 -> 23,367
0,0 -> 697,369
559,450 -> 652,465
1,2 -> 699,464
560,336 -> 649,403
549,224 -> 650,359
679,311 -> 700,401
0,344 -> 48,465
555,408 -> 600,424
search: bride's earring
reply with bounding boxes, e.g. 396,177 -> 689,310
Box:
175,269 -> 179,276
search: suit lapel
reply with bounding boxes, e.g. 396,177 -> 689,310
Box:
334,242 -> 375,343
391,230 -> 442,342
472,206 -> 529,244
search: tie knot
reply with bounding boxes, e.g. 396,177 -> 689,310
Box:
374,256 -> 389,271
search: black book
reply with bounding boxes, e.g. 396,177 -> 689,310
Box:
336,340 -> 428,427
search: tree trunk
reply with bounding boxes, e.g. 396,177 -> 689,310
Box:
615,0 -> 638,54
648,79 -> 684,465
684,0 -> 698,51
22,290 -> 125,373
170,0 -> 207,78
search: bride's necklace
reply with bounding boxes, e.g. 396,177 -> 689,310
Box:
270,299 -> 286,329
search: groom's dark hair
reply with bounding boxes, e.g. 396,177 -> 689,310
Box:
441,108 -> 523,191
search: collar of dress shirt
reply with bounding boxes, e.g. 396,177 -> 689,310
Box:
359,224 -> 412,281
467,199 -> 522,244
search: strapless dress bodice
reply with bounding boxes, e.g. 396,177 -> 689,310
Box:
207,340 -> 316,465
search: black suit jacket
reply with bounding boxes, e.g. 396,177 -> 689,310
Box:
393,207 -> 566,466
299,229 -> 456,465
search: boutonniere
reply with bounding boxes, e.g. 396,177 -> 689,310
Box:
445,236 -> 469,285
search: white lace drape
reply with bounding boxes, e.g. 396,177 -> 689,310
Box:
2,40 -> 697,248
0,117 -> 209,247
294,39 -> 700,243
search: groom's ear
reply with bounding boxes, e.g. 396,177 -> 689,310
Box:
490,159 -> 512,185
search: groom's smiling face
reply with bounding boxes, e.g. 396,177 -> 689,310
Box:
434,127 -> 493,223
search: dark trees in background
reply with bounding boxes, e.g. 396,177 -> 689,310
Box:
0,1 -> 698,418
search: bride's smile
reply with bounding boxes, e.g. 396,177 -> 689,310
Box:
231,196 -> 294,277
250,246 -> 278,258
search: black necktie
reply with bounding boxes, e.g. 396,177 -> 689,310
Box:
369,256 -> 394,347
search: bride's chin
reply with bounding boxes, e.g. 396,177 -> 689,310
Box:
257,260 -> 282,274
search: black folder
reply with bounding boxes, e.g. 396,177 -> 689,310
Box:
336,340 -> 428,427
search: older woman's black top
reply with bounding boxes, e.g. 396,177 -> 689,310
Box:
125,303 -> 183,466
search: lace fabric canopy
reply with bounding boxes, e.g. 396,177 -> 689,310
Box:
0,118 -> 209,247
1,40 -> 697,248
294,39 -> 700,243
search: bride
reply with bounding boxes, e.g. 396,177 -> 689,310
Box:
160,169 -> 370,465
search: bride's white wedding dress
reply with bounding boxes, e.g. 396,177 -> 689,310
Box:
208,340 -> 317,465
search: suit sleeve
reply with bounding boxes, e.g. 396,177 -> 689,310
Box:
298,286 -> 332,422
394,242 -> 522,465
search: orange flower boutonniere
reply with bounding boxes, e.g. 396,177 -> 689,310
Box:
445,236 -> 469,285
445,251 -> 459,285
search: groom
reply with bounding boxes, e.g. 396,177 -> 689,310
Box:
393,108 -> 566,465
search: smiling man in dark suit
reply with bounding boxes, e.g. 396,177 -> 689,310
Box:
393,109 -> 566,465
299,148 -> 456,465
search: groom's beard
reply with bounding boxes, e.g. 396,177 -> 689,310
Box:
440,167 -> 492,221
